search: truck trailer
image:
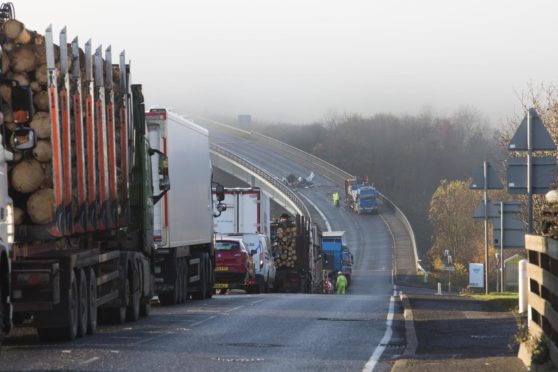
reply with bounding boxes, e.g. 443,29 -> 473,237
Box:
213,187 -> 270,238
146,109 -> 219,304
0,19 -> 223,342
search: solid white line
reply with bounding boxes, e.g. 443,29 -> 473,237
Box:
80,357 -> 100,365
298,193 -> 332,231
362,288 -> 397,372
190,315 -> 217,327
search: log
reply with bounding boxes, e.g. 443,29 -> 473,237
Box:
30,81 -> 42,93
41,162 -> 53,189
2,42 -> 14,53
11,159 -> 44,193
0,84 -> 11,104
33,90 -> 49,111
14,206 -> 25,225
35,64 -> 47,85
30,111 -> 50,138
11,72 -> 29,86
3,19 -> 27,40
32,140 -> 52,162
2,50 -> 8,72
27,188 -> 55,224
10,45 -> 37,73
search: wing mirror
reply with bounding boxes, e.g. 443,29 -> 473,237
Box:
214,184 -> 225,201
12,126 -> 36,151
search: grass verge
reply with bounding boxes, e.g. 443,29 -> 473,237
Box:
462,292 -> 518,312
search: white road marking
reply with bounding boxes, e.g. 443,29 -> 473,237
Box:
298,193 -> 331,231
62,350 -> 72,354
80,357 -> 100,365
190,315 -> 217,327
362,287 -> 398,372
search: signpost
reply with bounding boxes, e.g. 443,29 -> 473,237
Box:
470,161 -> 503,294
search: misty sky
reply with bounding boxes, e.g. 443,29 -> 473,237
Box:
14,1 -> 558,126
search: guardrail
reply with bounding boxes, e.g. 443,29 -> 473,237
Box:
210,143 -> 312,222
200,116 -> 422,273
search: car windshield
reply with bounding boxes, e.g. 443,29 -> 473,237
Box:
215,241 -> 240,251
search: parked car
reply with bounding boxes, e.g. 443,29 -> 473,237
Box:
214,235 -> 254,294
224,233 -> 276,293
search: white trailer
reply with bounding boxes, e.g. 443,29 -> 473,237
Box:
146,109 -> 216,303
213,187 -> 270,238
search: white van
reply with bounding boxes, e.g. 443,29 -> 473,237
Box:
224,233 -> 275,293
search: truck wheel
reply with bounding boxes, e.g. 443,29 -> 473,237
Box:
77,269 -> 88,337
109,278 -> 127,324
87,268 -> 97,334
65,270 -> 79,340
126,267 -> 140,322
192,253 -> 208,300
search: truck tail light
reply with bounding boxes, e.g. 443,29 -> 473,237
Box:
13,272 -> 50,286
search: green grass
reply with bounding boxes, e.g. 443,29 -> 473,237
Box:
462,292 -> 519,312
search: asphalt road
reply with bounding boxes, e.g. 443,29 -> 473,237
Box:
0,120 -> 402,371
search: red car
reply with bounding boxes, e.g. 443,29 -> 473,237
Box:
214,235 -> 254,293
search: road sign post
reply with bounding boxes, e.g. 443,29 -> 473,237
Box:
471,161 -> 503,294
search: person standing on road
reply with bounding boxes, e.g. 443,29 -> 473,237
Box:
335,271 -> 347,294
332,192 -> 340,207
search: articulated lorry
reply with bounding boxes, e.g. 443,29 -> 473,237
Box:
0,14 -> 224,343
345,176 -> 378,214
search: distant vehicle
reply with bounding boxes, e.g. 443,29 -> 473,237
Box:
322,231 -> 353,285
214,235 -> 253,293
224,233 -> 276,293
345,176 -> 378,214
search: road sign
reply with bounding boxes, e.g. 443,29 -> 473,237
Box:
470,162 -> 503,190
507,156 -> 556,195
469,263 -> 484,288
473,200 -> 500,219
444,265 -> 455,272
509,108 -> 556,151
491,201 -> 525,248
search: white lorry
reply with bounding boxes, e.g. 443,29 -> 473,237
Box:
213,187 -> 270,238
146,109 -> 222,304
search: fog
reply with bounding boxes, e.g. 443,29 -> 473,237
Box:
14,0 -> 558,125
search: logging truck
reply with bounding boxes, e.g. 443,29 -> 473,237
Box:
0,13 -> 224,343
271,214 -> 323,293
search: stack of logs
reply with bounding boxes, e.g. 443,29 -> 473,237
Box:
273,223 -> 299,269
2,18 -> 121,228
